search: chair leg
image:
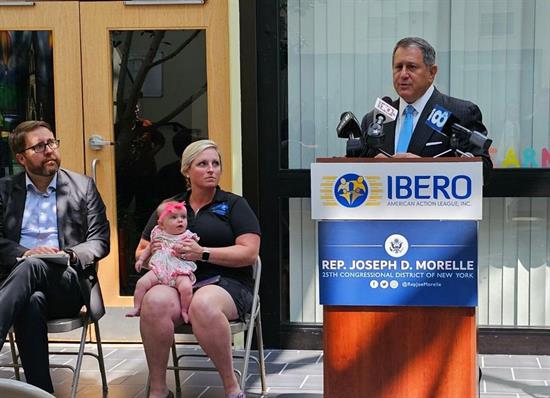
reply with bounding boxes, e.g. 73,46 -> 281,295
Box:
94,321 -> 108,393
145,376 -> 150,396
8,332 -> 21,381
255,311 -> 267,396
241,320 -> 256,392
70,318 -> 90,398
171,340 -> 182,393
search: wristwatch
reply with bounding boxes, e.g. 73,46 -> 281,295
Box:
201,249 -> 210,261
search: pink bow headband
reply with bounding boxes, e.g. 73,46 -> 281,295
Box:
158,202 -> 185,223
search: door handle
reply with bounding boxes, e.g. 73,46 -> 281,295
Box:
89,135 -> 114,151
91,159 -> 99,184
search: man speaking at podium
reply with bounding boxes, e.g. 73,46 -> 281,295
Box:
361,37 -> 492,173
361,37 -> 490,383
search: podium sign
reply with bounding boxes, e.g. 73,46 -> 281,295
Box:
311,160 -> 482,220
318,220 -> 477,306
316,159 -> 481,397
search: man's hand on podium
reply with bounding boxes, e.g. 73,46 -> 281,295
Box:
393,152 -> 421,158
375,152 -> 420,158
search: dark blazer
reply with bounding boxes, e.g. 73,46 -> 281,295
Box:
0,168 -> 110,320
360,88 -> 493,173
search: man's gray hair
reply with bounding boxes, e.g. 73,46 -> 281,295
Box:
393,37 -> 436,67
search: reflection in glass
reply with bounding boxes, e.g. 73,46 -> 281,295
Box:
282,1 -> 550,169
111,30 -> 208,295
0,31 -> 55,177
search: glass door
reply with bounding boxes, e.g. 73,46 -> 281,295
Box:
80,2 -> 232,306
0,2 -> 83,174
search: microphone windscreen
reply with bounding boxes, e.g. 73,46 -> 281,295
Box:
381,96 -> 393,105
425,104 -> 459,136
373,97 -> 398,122
336,111 -> 361,138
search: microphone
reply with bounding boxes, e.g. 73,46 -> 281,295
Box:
367,96 -> 397,136
425,104 -> 460,136
365,97 -> 396,157
448,121 -> 492,150
335,111 -> 363,157
336,111 -> 361,139
425,104 -> 492,151
373,96 -> 398,124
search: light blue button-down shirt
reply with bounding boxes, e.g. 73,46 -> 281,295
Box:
19,173 -> 59,249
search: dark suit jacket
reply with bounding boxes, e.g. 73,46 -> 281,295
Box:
0,168 -> 110,320
360,88 -> 493,174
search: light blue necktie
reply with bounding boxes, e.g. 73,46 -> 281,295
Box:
396,105 -> 415,153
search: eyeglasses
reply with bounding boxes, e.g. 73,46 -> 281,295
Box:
20,139 -> 60,153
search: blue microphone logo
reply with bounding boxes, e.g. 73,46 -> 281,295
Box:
334,173 -> 369,207
425,104 -> 451,133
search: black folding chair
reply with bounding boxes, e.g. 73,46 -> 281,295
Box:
2,276 -> 108,398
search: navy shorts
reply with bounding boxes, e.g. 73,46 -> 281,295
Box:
196,276 -> 253,321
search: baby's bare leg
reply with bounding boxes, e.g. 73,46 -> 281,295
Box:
126,272 -> 159,317
175,275 -> 194,323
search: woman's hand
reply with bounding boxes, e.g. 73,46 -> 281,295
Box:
173,233 -> 260,266
149,238 -> 162,254
135,238 -> 160,263
174,238 -> 203,262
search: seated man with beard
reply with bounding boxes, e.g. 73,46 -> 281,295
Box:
0,120 -> 110,393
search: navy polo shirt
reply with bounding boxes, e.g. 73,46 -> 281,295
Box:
142,187 -> 261,287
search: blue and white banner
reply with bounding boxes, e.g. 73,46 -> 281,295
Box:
318,220 -> 477,307
311,161 -> 482,220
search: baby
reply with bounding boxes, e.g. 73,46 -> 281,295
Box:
127,201 -> 199,322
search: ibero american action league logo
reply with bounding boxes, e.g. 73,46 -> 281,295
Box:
334,173 -> 369,208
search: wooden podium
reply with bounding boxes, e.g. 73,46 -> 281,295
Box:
311,158 -> 481,398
